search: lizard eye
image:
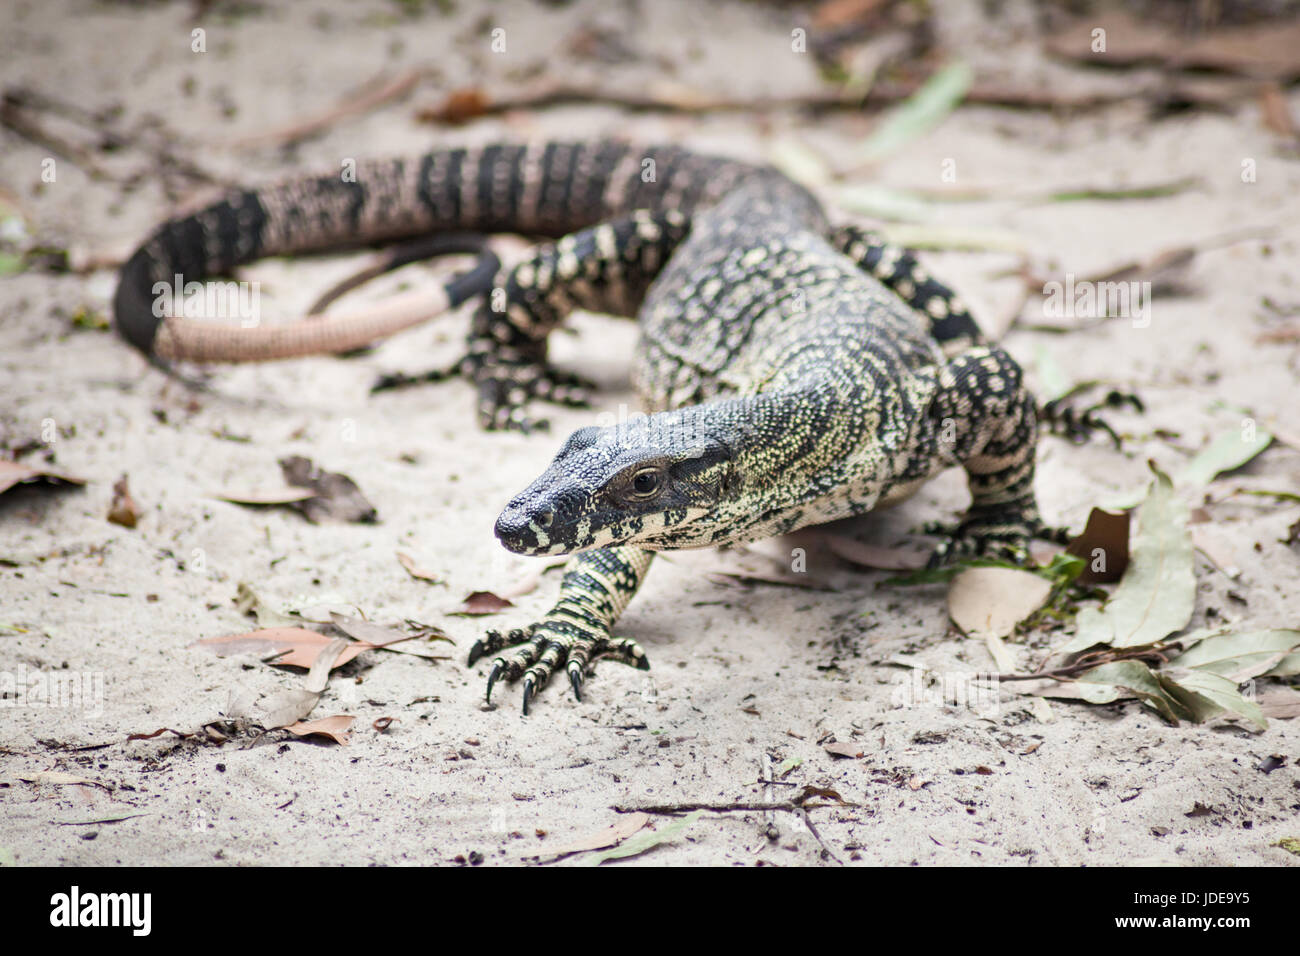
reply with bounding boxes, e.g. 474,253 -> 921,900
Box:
630,468 -> 663,498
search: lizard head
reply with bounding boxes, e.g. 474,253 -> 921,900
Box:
494,411 -> 737,555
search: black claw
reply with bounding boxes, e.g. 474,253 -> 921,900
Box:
467,639 -> 486,667
521,676 -> 535,716
485,661 -> 503,704
569,666 -> 584,701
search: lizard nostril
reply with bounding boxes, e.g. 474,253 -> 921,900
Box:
536,509 -> 554,529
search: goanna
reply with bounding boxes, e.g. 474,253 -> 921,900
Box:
113,141 -> 1053,713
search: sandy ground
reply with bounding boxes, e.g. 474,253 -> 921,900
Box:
1,0 -> 1298,866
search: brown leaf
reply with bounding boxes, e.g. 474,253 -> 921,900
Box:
1258,686 -> 1300,720
283,715 -> 354,745
0,459 -> 86,495
823,741 -> 864,759
1260,83 -> 1298,138
1066,508 -> 1131,583
396,551 -> 441,584
947,567 -> 1052,638
428,87 -> 491,124
372,716 -> 396,732
451,590 -> 514,616
279,456 -> 377,524
540,813 -> 650,860
194,627 -> 372,670
213,487 -> 316,506
107,474 -> 139,528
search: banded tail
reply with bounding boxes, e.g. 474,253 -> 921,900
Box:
112,142 -> 762,363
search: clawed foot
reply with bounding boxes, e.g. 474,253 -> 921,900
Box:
924,513 -> 1068,569
468,620 -> 650,714
474,361 -> 596,433
1041,387 -> 1144,448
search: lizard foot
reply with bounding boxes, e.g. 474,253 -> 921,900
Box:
924,513 -> 1042,569
468,621 -> 649,714
1041,387 -> 1143,448
474,361 -> 596,433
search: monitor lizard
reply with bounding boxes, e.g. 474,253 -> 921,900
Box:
114,140 -> 1086,714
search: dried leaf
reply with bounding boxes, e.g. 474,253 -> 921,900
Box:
1157,667 -> 1266,732
17,771 -> 103,787
1076,660 -> 1186,725
213,487 -> 316,506
1064,465 -> 1193,652
823,741 -> 864,759
540,813 -> 650,861
451,591 -> 514,616
1258,686 -> 1300,719
279,456 -> 377,524
107,474 -> 139,528
195,628 -> 371,670
283,715 -> 354,745
1169,629 -> 1300,682
1176,428 -> 1272,487
947,567 -> 1052,639
0,459 -> 86,495
581,811 -> 702,866
396,551 -> 441,584
1065,508 -> 1131,584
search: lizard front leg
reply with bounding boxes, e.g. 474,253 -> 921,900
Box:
916,345 -> 1045,566
467,546 -> 654,713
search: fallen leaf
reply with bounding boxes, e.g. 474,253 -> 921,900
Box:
1256,686 -> 1300,720
278,455 -> 377,524
451,591 -> 514,616
582,811 -> 702,866
283,715 -> 355,745
0,459 -> 86,495
17,771 -> 104,788
539,813 -> 650,861
1076,660 -> 1186,725
1157,667 -> 1266,732
107,474 -> 139,528
1064,465 -> 1194,653
823,741 -> 864,759
1273,837 -> 1300,856
1259,83 -> 1298,138
1176,427 -> 1272,487
195,627 -> 371,670
396,551 -> 441,584
1065,508 -> 1131,584
213,487 -> 316,506
947,567 -> 1052,639
1168,628 -> 1300,682
853,62 -> 973,167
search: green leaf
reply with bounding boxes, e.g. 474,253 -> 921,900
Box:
856,62 -> 973,165
1176,427 -> 1272,487
1262,652 -> 1300,678
1061,465 -> 1193,653
582,811 -> 702,866
1274,838 -> 1300,857
1076,660 -> 1188,725
1169,628 -> 1300,681
833,184 -> 933,223
0,252 -> 24,276
1032,345 -> 1072,402
1157,668 -> 1266,732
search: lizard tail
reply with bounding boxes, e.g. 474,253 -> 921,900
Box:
112,142 -> 764,364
